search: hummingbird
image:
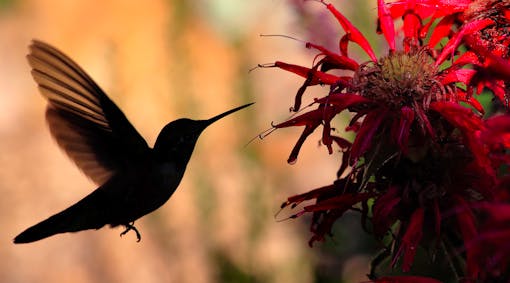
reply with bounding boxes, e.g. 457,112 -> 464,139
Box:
13,40 -> 252,244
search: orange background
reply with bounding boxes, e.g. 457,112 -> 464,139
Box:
1,0 -> 375,282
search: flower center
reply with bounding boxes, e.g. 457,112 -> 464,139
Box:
351,49 -> 438,109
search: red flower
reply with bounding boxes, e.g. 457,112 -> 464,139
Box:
367,275 -> 443,283
393,0 -> 510,104
266,0 -> 510,281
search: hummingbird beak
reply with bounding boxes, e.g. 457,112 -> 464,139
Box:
203,102 -> 254,127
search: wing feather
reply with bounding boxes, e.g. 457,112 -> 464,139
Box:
27,40 -> 150,185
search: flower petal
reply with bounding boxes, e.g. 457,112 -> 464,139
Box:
393,207 -> 425,272
306,42 -> 359,71
372,186 -> 401,237
323,1 -> 378,61
367,275 -> 443,283
390,106 -> 415,153
351,108 -> 388,161
435,19 -> 495,66
377,0 -> 396,51
271,61 -> 341,85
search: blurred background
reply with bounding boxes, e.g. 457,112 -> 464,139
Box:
1,0 -> 381,282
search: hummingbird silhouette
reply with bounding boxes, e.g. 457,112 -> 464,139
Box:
13,40 -> 252,244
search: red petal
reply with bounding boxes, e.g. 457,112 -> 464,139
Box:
435,19 -> 494,66
274,105 -> 343,164
323,2 -> 378,62
412,100 -> 434,136
285,184 -> 336,207
273,61 -> 341,85
440,69 -> 476,85
303,193 -> 374,212
322,120 -> 334,154
378,0 -> 396,51
453,51 -> 480,67
306,42 -> 359,71
455,89 -> 484,114
452,195 -> 479,278
465,35 -> 510,81
428,16 -> 455,46
372,186 -> 401,236
368,275 -> 443,283
478,202 -> 510,224
273,109 -> 323,129
394,207 -> 425,272
433,0 -> 471,16
483,79 -> 508,104
287,123 -> 320,165
429,101 -> 483,133
330,135 -> 351,150
391,106 -> 415,152
481,115 -> 510,149
403,11 -> 422,51
314,93 -> 371,110
429,102 -> 492,174
388,0 -> 469,19
351,108 -> 388,161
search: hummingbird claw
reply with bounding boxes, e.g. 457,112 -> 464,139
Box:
120,222 -> 141,242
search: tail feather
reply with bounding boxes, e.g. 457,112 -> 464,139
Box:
14,189 -> 108,244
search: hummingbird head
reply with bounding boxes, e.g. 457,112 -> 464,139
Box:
154,118 -> 210,154
153,103 -> 253,159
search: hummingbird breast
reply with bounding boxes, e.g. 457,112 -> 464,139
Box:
137,161 -> 184,213
106,160 -> 185,226
155,162 -> 185,192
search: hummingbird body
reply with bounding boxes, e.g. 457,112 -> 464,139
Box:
13,40 -> 252,244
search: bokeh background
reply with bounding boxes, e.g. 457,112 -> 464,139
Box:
1,0 -> 380,282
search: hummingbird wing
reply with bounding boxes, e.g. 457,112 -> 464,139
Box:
27,40 -> 150,185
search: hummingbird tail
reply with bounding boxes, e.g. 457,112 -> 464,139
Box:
13,190 -> 107,244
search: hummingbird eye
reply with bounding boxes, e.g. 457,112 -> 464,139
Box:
177,132 -> 195,144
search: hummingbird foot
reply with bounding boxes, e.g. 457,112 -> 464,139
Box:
120,222 -> 141,242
